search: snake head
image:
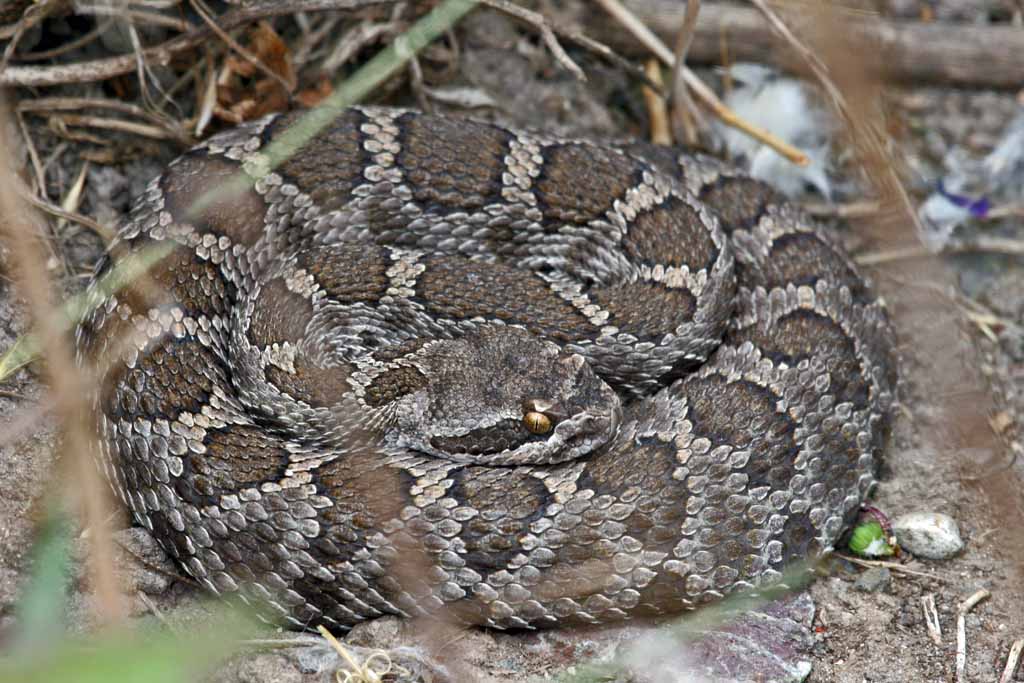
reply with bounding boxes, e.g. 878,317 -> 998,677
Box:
373,325 -> 622,466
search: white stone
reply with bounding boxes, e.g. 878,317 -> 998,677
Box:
893,512 -> 964,560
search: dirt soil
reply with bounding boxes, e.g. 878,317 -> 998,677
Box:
2,2 -> 1024,682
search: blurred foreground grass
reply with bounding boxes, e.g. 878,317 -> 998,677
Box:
0,509 -> 260,683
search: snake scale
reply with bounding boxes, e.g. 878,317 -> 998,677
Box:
75,106 -> 897,631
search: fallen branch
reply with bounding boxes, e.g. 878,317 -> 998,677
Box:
581,1 -> 1024,90
835,554 -> 947,583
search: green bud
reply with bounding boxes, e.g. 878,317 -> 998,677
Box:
849,521 -> 896,557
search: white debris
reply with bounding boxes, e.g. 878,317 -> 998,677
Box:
983,108 -> 1024,187
918,106 -> 1024,248
714,63 -> 834,200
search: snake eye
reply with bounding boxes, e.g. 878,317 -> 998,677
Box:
523,411 -> 552,435
522,399 -> 558,435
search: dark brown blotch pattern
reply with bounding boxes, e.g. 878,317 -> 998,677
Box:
247,276 -> 315,348
314,452 -> 428,611
101,241 -> 236,323
106,334 -> 227,421
623,196 -> 719,272
448,466 -> 551,569
162,153 -> 268,247
363,365 -> 428,408
535,143 -> 646,226
589,282 -> 696,340
729,309 -> 868,409
565,437 -> 692,612
395,113 -> 511,211
757,232 -> 868,302
699,176 -> 781,234
415,256 -> 594,344
317,450 -> 413,541
269,109 -> 371,213
297,244 -> 392,305
683,375 -> 798,491
188,424 -> 290,496
615,142 -> 685,181
266,359 -> 351,409
151,249 -> 236,319
429,419 -> 541,457
371,339 -> 431,364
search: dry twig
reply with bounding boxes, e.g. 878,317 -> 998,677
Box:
594,0 -> 808,166
0,0 -> 61,72
802,199 -> 883,220
17,181 -> 114,242
317,625 -> 410,682
49,113 -> 181,142
667,0 -> 702,145
954,588 -> 991,682
836,554 -> 947,583
75,4 -> 191,32
0,0 -> 396,87
323,19 -> 403,73
136,590 -> 179,633
955,611 -> 967,682
1000,639 -> 1024,683
642,59 -> 670,145
18,97 -> 187,141
959,588 -> 990,614
12,19 -> 114,62
921,594 -> 942,645
476,0 -> 585,81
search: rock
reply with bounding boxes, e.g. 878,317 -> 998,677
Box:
290,638 -> 338,675
227,653 -> 306,683
853,567 -> 892,593
112,528 -> 180,596
630,593 -> 817,683
892,512 -> 964,559
345,615 -> 403,649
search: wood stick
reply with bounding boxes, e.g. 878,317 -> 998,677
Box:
955,612 -> 966,682
1000,639 -> 1024,683
922,594 -> 942,646
583,1 -> 1024,90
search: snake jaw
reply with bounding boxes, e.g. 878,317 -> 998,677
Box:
550,401 -> 623,461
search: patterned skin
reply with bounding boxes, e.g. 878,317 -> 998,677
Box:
75,107 -> 896,630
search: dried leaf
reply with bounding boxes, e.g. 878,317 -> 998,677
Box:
215,21 -> 295,122
296,74 -> 333,108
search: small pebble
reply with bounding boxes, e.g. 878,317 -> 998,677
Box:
892,512 -> 964,559
853,567 -> 892,593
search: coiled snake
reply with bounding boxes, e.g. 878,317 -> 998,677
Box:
75,107 -> 896,630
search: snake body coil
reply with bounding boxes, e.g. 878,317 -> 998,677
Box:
76,107 -> 896,630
